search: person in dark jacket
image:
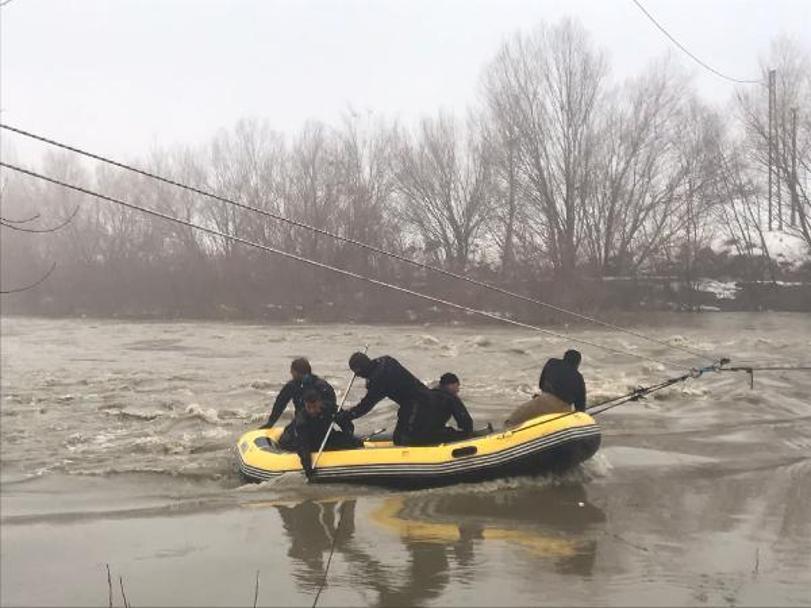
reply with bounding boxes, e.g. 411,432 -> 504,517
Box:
259,357 -> 338,429
436,372 -> 462,396
279,389 -> 360,480
503,350 -> 586,429
334,352 -> 433,446
407,372 -> 474,446
539,349 -> 586,412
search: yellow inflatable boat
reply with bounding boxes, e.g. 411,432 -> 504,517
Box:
236,412 -> 600,488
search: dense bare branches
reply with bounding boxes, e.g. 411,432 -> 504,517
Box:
735,37 -> 811,247
2,18 -> 809,318
394,114 -> 493,270
482,20 -> 607,276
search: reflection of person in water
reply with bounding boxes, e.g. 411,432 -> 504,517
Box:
274,498 -> 458,607
273,484 -> 604,605
274,500 -> 356,591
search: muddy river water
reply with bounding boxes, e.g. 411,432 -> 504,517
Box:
1,314 -> 810,606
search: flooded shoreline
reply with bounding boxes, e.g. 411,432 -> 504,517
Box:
2,314 -> 810,605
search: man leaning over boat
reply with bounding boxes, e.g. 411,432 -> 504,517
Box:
335,352 -> 474,446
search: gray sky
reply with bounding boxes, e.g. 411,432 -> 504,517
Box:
1,0 -> 808,160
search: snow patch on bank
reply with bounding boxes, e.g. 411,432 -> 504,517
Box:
695,279 -> 739,300
712,230 -> 810,269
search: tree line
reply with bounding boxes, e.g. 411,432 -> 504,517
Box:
2,20 -> 810,319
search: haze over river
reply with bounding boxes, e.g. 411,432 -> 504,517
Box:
2,314 -> 810,606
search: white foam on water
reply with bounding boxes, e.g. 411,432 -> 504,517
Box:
416,334 -> 440,347
249,380 -> 275,390
184,403 -> 222,424
583,452 -> 613,478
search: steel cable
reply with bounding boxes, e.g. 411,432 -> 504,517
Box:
1,160 -> 689,368
0,123 -> 717,364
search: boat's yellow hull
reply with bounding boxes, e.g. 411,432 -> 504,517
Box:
236,412 -> 600,488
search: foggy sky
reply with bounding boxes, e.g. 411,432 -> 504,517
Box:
1,0 -> 808,160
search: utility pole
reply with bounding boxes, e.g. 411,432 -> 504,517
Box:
791,107 -> 798,228
777,78 -> 783,232
768,69 -> 775,232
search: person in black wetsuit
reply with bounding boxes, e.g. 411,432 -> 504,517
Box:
278,389 -> 360,480
334,352 -> 434,446
259,357 -> 338,429
406,372 -> 474,446
504,350 -> 585,428
539,349 -> 586,412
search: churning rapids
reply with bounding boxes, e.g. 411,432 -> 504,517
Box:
2,314 -> 810,606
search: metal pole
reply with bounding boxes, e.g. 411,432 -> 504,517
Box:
311,344 -> 368,471
776,75 -> 783,232
791,107 -> 798,227
768,69 -> 774,232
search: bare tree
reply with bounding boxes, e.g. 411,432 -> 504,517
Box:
394,113 -> 493,271
585,65 -> 722,276
198,119 -> 286,259
284,121 -> 345,260
736,37 -> 811,247
482,19 -> 607,276
332,113 -> 401,271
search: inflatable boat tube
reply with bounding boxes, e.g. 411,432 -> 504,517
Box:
236,411 -> 600,488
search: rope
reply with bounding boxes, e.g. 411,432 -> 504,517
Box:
721,366 -> 811,372
588,376 -> 690,416
0,161 -> 689,368
0,261 -> 57,295
630,0 -> 762,85
0,205 -> 79,233
588,360 -> 727,416
497,359 -> 729,435
0,123 -> 716,364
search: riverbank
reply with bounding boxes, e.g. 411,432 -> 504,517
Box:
3,276 -> 811,323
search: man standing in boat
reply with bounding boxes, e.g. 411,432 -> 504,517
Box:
335,352 -> 437,446
504,349 -> 586,428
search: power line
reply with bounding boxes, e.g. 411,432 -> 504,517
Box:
0,261 -> 56,294
0,123 -> 716,364
0,160 -> 690,369
630,0 -> 762,85
0,205 -> 79,233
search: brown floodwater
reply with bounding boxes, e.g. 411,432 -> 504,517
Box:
1,314 -> 810,606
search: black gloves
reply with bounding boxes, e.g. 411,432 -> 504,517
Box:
334,409 -> 352,427
336,415 -> 354,435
